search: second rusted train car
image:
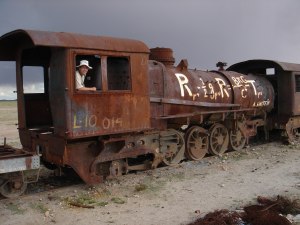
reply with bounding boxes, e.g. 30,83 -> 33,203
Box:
0,29 -> 298,193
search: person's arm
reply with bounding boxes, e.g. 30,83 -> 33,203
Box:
77,86 -> 96,91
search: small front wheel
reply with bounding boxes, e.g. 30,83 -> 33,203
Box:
0,178 -> 27,198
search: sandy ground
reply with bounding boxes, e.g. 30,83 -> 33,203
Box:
0,103 -> 299,225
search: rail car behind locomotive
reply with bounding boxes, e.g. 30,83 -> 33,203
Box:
0,29 -> 298,197
228,59 -> 300,141
0,139 -> 40,198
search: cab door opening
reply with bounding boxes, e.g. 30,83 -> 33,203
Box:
21,47 -> 53,130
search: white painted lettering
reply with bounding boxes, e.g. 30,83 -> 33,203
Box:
215,78 -> 229,98
175,73 -> 192,97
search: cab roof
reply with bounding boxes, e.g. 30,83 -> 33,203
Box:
228,59 -> 300,73
0,29 -> 149,61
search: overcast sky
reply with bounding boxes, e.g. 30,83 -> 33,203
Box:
0,0 -> 300,99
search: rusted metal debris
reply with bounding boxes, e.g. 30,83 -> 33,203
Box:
187,195 -> 299,225
256,195 -> 300,215
188,209 -> 242,225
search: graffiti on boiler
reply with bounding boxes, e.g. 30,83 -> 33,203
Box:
174,73 -> 264,101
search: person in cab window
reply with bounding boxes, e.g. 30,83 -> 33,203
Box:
75,60 -> 96,91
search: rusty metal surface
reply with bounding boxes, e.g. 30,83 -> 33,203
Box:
219,70 -> 274,112
0,145 -> 29,159
148,56 -> 275,124
69,93 -> 151,138
0,29 -> 149,61
150,48 -> 175,66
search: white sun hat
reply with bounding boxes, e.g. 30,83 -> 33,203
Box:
76,60 -> 92,69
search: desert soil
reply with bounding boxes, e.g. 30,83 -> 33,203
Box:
0,101 -> 299,225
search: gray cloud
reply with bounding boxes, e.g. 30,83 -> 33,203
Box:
1,0 -> 300,99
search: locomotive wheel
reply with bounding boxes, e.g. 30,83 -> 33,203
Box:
185,126 -> 208,160
0,179 -> 27,198
208,123 -> 229,155
229,127 -> 246,151
159,129 -> 185,166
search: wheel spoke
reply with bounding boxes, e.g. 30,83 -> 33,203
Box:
229,126 -> 246,151
208,123 -> 229,155
185,126 -> 208,160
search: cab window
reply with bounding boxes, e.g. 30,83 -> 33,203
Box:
107,57 -> 131,90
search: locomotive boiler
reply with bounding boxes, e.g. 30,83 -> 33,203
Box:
148,48 -> 274,156
1,29 -> 299,197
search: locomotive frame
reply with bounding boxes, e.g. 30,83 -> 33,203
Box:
0,29 -> 299,197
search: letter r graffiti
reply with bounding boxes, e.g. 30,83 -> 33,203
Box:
175,73 -> 192,97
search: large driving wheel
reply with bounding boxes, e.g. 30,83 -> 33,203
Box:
229,127 -> 246,151
185,126 -> 208,160
208,123 -> 229,155
0,178 -> 27,198
159,129 -> 185,165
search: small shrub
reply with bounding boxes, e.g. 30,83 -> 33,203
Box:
111,197 -> 126,204
135,184 -> 147,192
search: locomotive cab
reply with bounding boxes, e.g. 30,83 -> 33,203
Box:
0,30 -> 153,183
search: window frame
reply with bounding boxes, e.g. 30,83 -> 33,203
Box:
295,74 -> 300,93
72,49 -> 132,94
106,55 -> 132,91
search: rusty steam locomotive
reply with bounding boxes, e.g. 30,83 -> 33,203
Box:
0,29 -> 300,197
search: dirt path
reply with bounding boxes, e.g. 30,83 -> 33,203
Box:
0,141 -> 299,225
